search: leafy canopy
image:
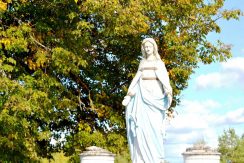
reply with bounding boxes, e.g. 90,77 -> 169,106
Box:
218,128 -> 244,163
0,0 -> 241,161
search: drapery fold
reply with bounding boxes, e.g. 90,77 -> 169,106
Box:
126,79 -> 168,163
126,60 -> 172,163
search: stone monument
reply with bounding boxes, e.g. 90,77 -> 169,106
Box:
79,146 -> 115,163
182,143 -> 221,163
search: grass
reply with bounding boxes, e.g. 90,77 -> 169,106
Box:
40,152 -> 70,163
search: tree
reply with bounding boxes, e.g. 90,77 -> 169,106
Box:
0,0 -> 241,161
218,128 -> 244,163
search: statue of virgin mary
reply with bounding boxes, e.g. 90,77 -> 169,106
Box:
122,38 -> 173,163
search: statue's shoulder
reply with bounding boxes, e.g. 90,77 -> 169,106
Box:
155,59 -> 165,67
138,59 -> 146,67
139,59 -> 146,64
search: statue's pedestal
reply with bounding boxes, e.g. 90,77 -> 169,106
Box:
79,146 -> 115,163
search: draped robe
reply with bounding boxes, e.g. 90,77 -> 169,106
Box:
125,59 -> 172,163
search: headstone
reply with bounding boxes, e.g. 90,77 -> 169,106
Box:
79,146 -> 115,163
182,144 -> 220,163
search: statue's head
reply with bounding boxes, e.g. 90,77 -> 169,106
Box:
141,38 -> 161,60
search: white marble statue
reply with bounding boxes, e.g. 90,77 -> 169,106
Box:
122,38 -> 173,163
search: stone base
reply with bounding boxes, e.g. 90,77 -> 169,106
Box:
80,146 -> 115,163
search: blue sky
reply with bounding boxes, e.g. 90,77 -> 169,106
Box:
164,1 -> 244,162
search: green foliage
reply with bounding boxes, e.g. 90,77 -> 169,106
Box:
218,128 -> 244,163
115,150 -> 131,163
0,0 -> 241,161
40,152 -> 70,163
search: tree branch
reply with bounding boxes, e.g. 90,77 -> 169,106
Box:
29,34 -> 52,51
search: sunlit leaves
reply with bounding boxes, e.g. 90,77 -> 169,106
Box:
218,129 -> 244,163
0,1 -> 7,12
51,47 -> 87,75
221,9 -> 242,20
0,24 -> 31,53
0,76 -> 52,161
81,0 -> 149,36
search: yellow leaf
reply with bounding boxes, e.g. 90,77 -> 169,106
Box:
0,2 -> 7,11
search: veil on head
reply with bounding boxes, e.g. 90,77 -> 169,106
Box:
141,38 -> 161,60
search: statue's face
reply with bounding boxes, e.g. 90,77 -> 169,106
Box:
143,41 -> 154,58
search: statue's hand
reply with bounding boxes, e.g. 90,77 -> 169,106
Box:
166,92 -> 173,106
127,90 -> 135,97
122,96 -> 131,106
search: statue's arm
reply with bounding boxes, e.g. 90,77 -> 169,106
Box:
127,65 -> 142,96
156,61 -> 173,106
122,61 -> 143,106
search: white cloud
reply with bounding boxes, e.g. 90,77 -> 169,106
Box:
196,72 -> 228,89
165,99 -> 244,161
166,99 -> 221,144
165,57 -> 244,162
166,100 -> 220,138
222,57 -> 244,72
214,108 -> 244,125
241,48 -> 244,54
196,57 -> 244,89
182,99 -> 220,113
222,57 -> 244,83
167,99 -> 244,137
